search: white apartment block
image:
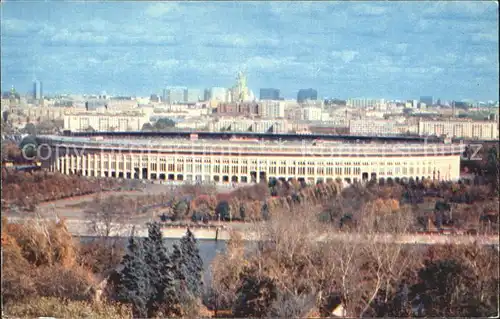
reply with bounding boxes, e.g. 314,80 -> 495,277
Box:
23,106 -> 74,122
349,119 -> 418,136
302,107 -> 323,121
418,120 -> 499,140
175,119 -> 208,130
209,118 -> 288,133
64,111 -> 150,132
260,101 -> 285,118
347,98 -> 385,108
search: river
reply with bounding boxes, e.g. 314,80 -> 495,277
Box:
78,236 -> 228,281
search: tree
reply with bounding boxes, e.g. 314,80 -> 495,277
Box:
154,118 -> 175,131
143,222 -> 178,317
36,120 -> 58,134
486,146 -> 499,192
23,123 -> 37,135
176,229 -> 204,298
215,200 -> 231,221
232,270 -> 278,318
173,200 -> 188,221
411,259 -> 479,317
114,235 -> 149,318
20,135 -> 38,160
239,204 -> 246,221
209,231 -> 246,312
85,195 -> 132,237
141,123 -> 154,131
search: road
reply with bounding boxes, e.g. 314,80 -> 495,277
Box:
5,216 -> 499,246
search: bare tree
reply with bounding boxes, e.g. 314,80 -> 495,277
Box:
84,195 -> 133,237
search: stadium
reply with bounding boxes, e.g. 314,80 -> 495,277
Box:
35,132 -> 465,184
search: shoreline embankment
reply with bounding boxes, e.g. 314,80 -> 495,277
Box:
5,216 -> 499,246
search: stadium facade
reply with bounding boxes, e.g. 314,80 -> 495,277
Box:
36,134 -> 465,184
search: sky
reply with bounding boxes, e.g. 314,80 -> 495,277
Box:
1,1 -> 498,101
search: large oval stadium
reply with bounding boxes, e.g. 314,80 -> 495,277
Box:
35,132 -> 465,184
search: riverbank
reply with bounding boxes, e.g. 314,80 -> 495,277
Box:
5,216 -> 499,246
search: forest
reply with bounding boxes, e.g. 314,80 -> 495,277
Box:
1,206 -> 498,318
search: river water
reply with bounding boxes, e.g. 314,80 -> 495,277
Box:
78,236 -> 228,280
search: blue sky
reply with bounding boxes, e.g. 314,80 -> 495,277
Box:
1,1 -> 498,100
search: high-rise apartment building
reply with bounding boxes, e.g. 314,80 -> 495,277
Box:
186,88 -> 203,103
297,88 -> 318,102
163,87 -> 187,104
301,107 -> 323,121
33,80 -> 43,100
260,88 -> 280,100
261,101 -> 285,118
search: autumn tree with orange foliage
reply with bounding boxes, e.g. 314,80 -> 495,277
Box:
1,216 -> 98,307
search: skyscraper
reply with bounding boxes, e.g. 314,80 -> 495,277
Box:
297,88 -> 317,102
33,80 -> 43,100
260,88 -> 280,100
163,87 -> 187,104
186,88 -> 203,103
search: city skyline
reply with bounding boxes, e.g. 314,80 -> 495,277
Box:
1,1 -> 498,100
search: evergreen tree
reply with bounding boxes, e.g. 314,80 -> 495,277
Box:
143,222 -> 179,317
174,228 -> 204,299
233,270 -> 278,317
115,236 -> 149,318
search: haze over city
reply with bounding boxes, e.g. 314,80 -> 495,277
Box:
1,1 -> 498,100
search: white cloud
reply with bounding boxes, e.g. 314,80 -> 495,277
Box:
246,56 -> 298,70
50,29 -> 108,45
154,59 -> 180,69
144,3 -> 181,18
422,1 -> 497,19
472,31 -> 498,42
1,18 -> 39,35
330,50 -> 359,63
350,4 -> 388,17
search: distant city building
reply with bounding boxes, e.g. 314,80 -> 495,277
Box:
297,88 -> 318,102
33,80 -> 43,100
301,107 -> 323,121
349,119 -> 418,136
347,98 -> 385,108
209,117 -> 289,133
420,96 -> 433,106
204,89 -> 211,101
150,94 -> 160,103
210,87 -> 228,102
186,88 -> 203,103
163,87 -> 187,104
418,120 -> 499,140
85,99 -> 108,111
261,101 -> 285,118
216,102 -> 260,116
64,111 -> 149,132
260,88 -> 280,100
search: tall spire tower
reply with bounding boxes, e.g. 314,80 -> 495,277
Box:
236,71 -> 248,102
